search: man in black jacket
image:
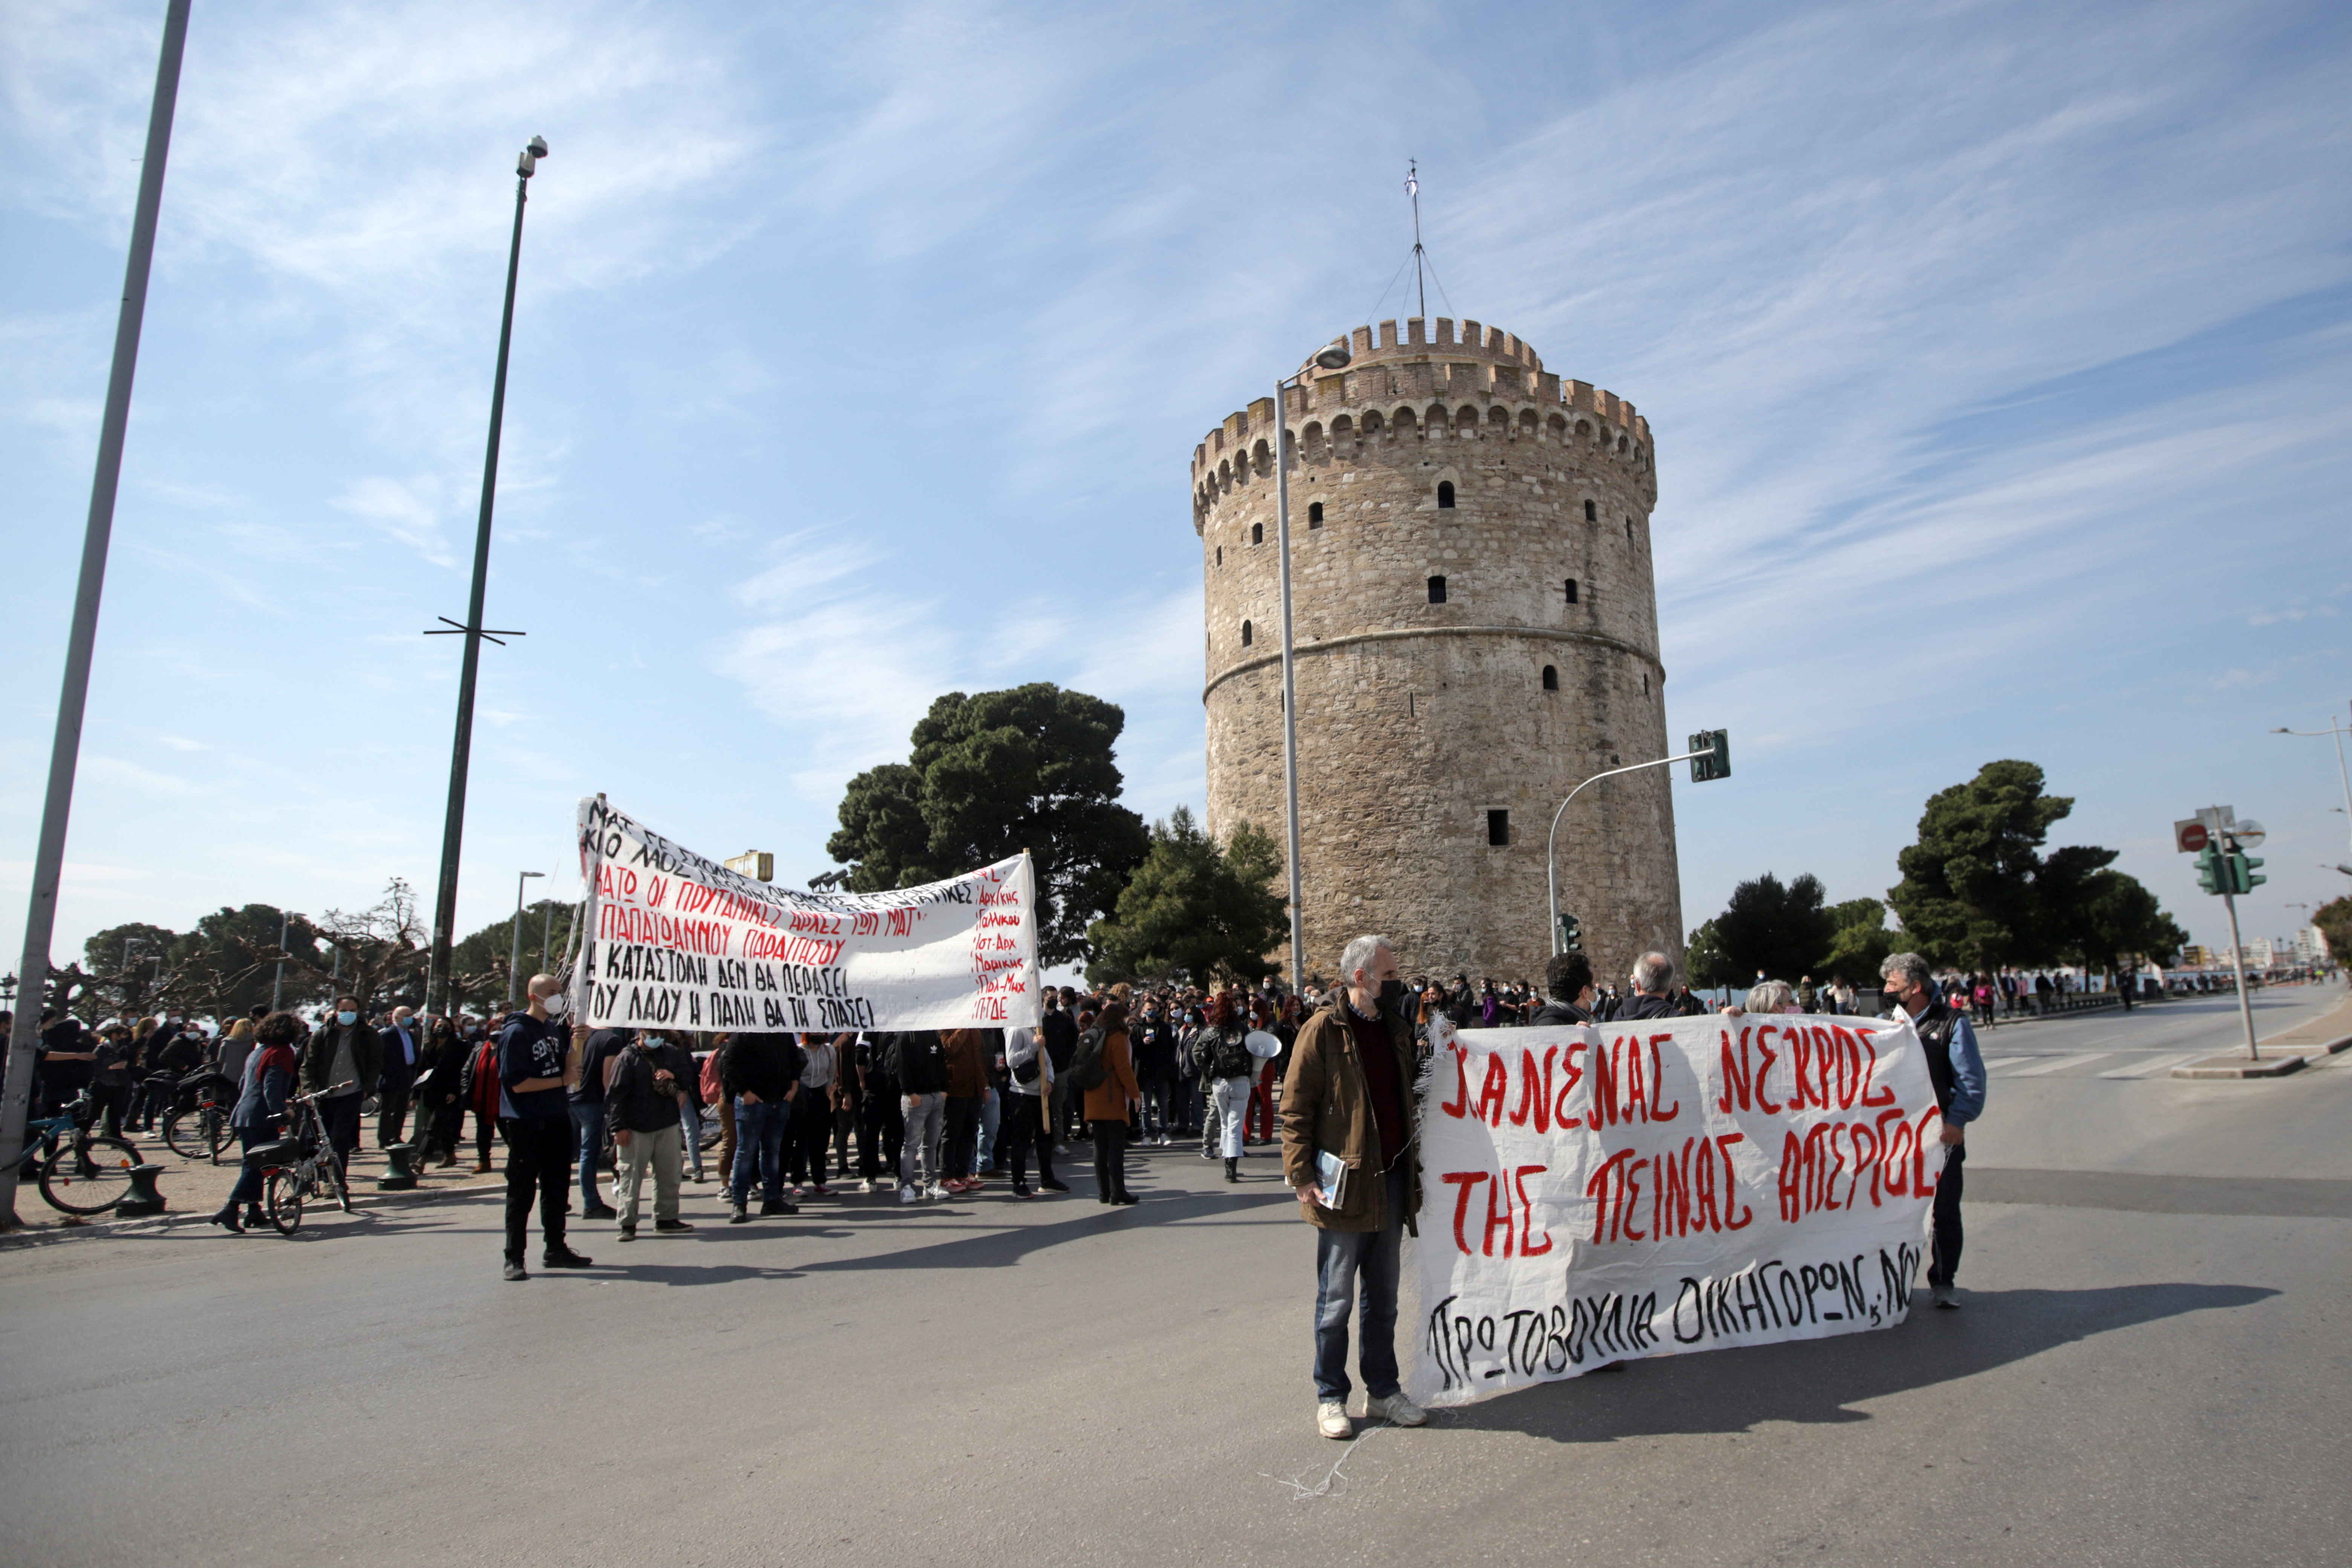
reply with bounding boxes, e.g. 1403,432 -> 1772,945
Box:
886,1030 -> 950,1202
721,1032 -> 802,1222
377,1006 -> 421,1150
301,997 -> 381,1178
1529,951 -> 1598,1026
1609,952 -> 1683,1022
607,1031 -> 694,1240
1038,990 -> 1079,1145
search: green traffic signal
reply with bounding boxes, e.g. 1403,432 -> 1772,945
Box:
2196,845 -> 2223,894
1688,729 -> 1730,782
1556,913 -> 1583,952
2230,850 -> 2266,894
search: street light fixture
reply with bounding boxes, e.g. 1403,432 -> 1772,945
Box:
2272,706 -> 2352,859
422,135 -> 549,1020
509,871 -> 544,1003
1271,337 -> 1353,994
1546,733 -> 1729,955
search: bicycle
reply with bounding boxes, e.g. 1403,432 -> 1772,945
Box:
12,1091 -> 144,1216
160,1071 -> 239,1163
254,1082 -> 355,1235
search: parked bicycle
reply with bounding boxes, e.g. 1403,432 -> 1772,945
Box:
159,1070 -> 239,1163
12,1091 -> 143,1216
253,1082 -> 354,1235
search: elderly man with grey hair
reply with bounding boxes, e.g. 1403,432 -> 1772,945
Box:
1879,950 -> 1986,1308
1608,950 -> 1683,1023
1280,934 -> 1427,1440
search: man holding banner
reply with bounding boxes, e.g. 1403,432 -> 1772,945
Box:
1281,934 -> 1429,1441
1878,951 -> 1986,1308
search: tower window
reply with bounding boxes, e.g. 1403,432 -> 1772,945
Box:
1215,545 -> 1222,566
1427,576 -> 1447,605
1240,620 -> 1253,648
1487,809 -> 1510,847
1252,522 -> 1263,545
1436,481 -> 1455,509
1564,579 -> 1578,604
1541,665 -> 1559,691
1625,517 -> 1634,541
1642,672 -> 1649,694
1584,499 -> 1597,522
1307,502 -> 1323,527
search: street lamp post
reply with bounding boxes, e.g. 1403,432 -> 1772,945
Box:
422,136 -> 548,1020
0,0 -> 190,1228
1272,337 -> 1355,995
508,871 -> 544,1003
269,909 -> 291,1013
2272,704 -> 2352,860
1545,737 -> 1725,955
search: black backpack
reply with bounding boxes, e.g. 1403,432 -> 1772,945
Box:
1066,1024 -> 1110,1093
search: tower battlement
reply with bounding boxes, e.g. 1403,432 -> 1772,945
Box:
1190,322 -> 1649,500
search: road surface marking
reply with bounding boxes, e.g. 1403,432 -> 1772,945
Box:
2097,1054 -> 2200,1080
1999,1054 -> 2109,1077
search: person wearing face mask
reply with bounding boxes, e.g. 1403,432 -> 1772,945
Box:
1530,950 -> 1600,1025
1611,952 -> 1683,1023
495,973 -> 593,1280
1280,934 -> 1427,1441
299,995 -> 381,1181
1879,951 -> 1985,1309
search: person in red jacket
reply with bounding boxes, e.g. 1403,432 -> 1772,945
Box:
462,1021 -> 502,1173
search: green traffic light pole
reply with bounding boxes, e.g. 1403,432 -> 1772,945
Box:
1547,732 -> 1726,956
2216,833 -> 2259,1061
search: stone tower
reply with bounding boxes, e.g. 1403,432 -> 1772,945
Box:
1192,317 -> 1681,989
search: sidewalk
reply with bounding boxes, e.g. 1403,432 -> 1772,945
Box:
2173,991 -> 2352,1079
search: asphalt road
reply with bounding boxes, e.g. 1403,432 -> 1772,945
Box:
3,985 -> 2347,1568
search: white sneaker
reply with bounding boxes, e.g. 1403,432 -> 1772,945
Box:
856,1179 -> 874,1194
928,1183 -> 950,1200
1316,1400 -> 1353,1440
1366,1392 -> 1427,1427
898,1185 -> 918,1205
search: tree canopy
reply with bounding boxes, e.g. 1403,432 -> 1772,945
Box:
1820,898 -> 1895,988
2063,869 -> 2190,975
2314,896 -> 2351,971
1889,760 -> 2110,970
1709,871 -> 1839,984
824,683 -> 1149,967
1085,807 -> 1288,987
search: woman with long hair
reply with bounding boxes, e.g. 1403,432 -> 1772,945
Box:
1191,994 -> 1259,1184
1082,995 -> 1141,1205
210,1011 -> 303,1233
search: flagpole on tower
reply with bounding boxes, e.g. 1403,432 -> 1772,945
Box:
1406,161 -> 1426,320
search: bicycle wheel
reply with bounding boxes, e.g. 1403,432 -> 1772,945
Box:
38,1136 -> 142,1215
265,1168 -> 304,1234
161,1109 -> 204,1161
205,1107 -> 236,1161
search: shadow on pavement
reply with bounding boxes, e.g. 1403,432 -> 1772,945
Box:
1440,1282 -> 2277,1442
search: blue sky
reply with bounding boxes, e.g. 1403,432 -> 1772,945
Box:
3,0 -> 2348,984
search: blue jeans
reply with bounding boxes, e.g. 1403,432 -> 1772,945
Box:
1312,1167 -> 1407,1402
678,1100 -> 704,1178
570,1102 -> 609,1211
227,1128 -> 273,1208
732,1097 -> 790,1204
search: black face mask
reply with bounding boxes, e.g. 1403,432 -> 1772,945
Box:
1378,978 -> 1408,1010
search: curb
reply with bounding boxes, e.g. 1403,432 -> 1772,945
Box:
2169,1032 -> 2352,1080
0,1179 -> 504,1251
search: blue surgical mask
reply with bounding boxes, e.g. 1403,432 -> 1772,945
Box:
336,1010 -> 358,1026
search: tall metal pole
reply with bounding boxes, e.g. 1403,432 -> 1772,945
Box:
507,870 -> 540,1003
0,0 -> 190,1227
1546,746 -> 1712,954
424,145 -> 542,1018
1273,379 -> 1306,995
540,900 -> 554,974
270,909 -> 289,1012
2220,885 -> 2259,1060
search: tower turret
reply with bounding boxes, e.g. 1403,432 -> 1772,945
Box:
1194,317 -> 1680,986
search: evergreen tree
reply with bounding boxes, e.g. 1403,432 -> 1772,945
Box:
1085,807 -> 1287,987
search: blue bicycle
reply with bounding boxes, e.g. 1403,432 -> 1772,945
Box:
14,1090 -> 142,1216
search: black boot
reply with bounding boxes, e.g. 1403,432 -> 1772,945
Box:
208,1204 -> 243,1233
1224,1158 -> 1239,1183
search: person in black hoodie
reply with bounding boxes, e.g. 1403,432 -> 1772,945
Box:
886,1029 -> 950,1202
606,1030 -> 694,1240
721,1031 -> 802,1223
1038,990 -> 1080,1146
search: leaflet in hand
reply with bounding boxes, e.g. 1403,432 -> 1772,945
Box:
1314,1149 -> 1350,1210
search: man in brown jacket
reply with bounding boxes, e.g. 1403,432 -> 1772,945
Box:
1280,934 -> 1429,1440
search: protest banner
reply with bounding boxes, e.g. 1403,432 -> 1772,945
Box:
572,796 -> 1039,1033
1407,1012 -> 1945,1408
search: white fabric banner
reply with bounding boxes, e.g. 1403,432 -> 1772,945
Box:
1408,1012 -> 1946,1408
573,796 -> 1040,1032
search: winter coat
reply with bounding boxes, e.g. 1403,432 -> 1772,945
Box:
1080,1027 -> 1141,1122
1279,998 -> 1422,1236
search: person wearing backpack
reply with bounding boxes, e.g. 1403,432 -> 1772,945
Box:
1076,994 -> 1141,1205
1002,1022 -> 1066,1197
1193,993 -> 1261,1183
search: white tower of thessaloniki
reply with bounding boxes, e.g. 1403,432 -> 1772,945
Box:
1192,316 -> 1681,989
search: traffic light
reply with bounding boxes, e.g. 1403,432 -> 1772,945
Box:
2195,845 -> 2224,894
1688,729 -> 1730,782
1556,912 -> 1583,952
2226,850 -> 2266,895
